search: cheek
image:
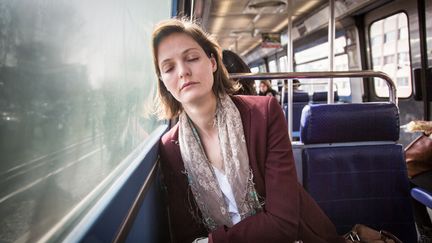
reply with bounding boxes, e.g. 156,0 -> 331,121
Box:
161,79 -> 176,95
201,65 -> 215,86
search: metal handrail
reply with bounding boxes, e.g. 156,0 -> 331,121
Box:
230,70 -> 397,104
230,70 -> 398,139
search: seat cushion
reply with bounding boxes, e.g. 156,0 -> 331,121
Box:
302,144 -> 417,243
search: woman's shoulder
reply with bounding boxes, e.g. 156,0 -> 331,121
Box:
231,94 -> 271,106
231,95 -> 278,111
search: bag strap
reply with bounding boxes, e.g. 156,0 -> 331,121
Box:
380,230 -> 403,243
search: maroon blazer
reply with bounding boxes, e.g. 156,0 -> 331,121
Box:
159,95 -> 345,243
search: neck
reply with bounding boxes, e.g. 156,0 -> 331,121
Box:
183,93 -> 218,135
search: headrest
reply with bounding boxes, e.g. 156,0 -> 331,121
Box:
300,103 -> 399,144
283,91 -> 309,103
312,91 -> 339,102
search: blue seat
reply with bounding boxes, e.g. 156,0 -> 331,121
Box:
411,187 -> 432,209
300,103 -> 417,243
283,92 -> 309,137
311,91 -> 339,103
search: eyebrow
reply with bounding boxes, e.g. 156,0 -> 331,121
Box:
159,48 -> 201,66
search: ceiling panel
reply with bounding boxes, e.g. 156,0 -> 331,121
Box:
202,0 -> 327,57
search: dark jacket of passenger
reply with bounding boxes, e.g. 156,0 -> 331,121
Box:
258,89 -> 278,97
159,95 -> 345,243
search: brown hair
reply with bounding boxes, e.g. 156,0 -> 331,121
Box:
152,18 -> 238,119
260,80 -> 272,90
222,50 -> 257,95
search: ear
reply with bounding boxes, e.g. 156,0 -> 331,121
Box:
210,54 -> 217,72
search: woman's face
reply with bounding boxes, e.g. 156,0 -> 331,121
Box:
157,33 -> 217,105
259,82 -> 268,93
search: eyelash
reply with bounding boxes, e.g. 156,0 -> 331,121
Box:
187,57 -> 199,62
162,56 -> 200,73
164,67 -> 173,73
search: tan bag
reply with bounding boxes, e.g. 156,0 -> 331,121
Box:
344,224 -> 402,243
405,134 -> 432,178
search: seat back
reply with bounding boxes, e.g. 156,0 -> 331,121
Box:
311,91 -> 339,103
300,103 -> 417,243
283,92 -> 309,136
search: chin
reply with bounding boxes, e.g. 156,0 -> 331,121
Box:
180,90 -> 213,104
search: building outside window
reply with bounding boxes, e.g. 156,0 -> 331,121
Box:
370,12 -> 411,98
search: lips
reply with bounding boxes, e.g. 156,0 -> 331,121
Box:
180,81 -> 199,91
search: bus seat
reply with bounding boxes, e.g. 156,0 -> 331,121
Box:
283,92 -> 309,137
283,91 -> 310,104
411,187 -> 432,209
311,91 -> 339,103
299,103 -> 417,243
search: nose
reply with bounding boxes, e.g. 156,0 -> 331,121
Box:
177,61 -> 191,78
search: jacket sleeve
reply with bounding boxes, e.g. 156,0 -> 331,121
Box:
210,97 -> 302,243
159,139 -> 208,243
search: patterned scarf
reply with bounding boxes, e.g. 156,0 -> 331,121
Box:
178,95 -> 262,230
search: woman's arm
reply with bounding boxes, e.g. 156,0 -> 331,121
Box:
159,137 -> 208,243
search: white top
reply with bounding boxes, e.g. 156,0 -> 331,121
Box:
212,166 -> 241,224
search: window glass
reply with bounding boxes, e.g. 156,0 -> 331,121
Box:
0,0 -> 170,242
384,31 -> 397,43
268,59 -> 277,72
371,36 -> 382,46
294,36 -> 346,64
250,66 -> 260,73
278,56 -> 288,72
294,36 -> 351,96
398,27 -> 408,40
370,12 -> 412,98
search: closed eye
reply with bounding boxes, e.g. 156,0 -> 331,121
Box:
187,57 -> 199,62
162,65 -> 174,73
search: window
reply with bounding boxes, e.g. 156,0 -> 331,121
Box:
278,56 -> 288,72
398,27 -> 408,40
398,52 -> 409,66
294,36 -> 351,96
372,57 -> 382,66
268,59 -> 278,72
384,31 -> 397,43
397,77 -> 409,86
0,1 -> 170,242
250,66 -> 260,73
383,55 -> 395,65
371,36 -> 382,46
369,12 -> 412,98
294,36 -> 347,64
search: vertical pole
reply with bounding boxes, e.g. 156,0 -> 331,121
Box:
328,0 -> 335,104
418,0 -> 430,120
286,0 -> 293,139
190,0 -> 195,20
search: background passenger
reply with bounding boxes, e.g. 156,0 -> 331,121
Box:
152,18 -> 345,243
258,80 -> 278,98
222,50 -> 256,95
293,79 -> 301,91
282,79 -> 305,104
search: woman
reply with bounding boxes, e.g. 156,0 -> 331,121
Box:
258,80 -> 278,97
153,18 -> 344,243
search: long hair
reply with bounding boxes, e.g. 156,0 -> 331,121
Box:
222,50 -> 257,95
152,18 -> 238,119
